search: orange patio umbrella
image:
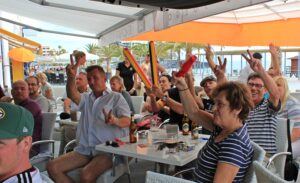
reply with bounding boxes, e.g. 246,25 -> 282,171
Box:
8,47 -> 35,62
8,47 -> 35,81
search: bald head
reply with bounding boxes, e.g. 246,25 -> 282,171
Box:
11,80 -> 29,104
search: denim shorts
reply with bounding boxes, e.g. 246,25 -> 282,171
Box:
74,144 -> 125,164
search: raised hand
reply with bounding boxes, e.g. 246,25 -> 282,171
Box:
66,54 -> 80,79
172,72 -> 188,91
205,44 -> 216,69
242,50 -> 265,73
212,56 -> 227,78
152,86 -> 165,99
103,108 -> 115,125
145,87 -> 155,98
269,43 -> 280,56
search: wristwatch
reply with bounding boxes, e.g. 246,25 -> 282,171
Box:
162,95 -> 168,102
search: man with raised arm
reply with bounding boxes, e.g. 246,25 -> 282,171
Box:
242,50 -> 280,155
47,56 -> 131,183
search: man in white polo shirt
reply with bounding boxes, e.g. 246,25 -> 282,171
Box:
47,57 -> 131,182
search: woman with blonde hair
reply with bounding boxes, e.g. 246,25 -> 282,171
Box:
110,75 -> 134,114
36,72 -> 54,100
274,76 -> 300,158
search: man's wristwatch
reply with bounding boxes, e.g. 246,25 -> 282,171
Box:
162,95 -> 168,102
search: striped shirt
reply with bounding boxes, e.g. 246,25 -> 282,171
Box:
245,99 -> 280,155
194,124 -> 253,183
278,95 -> 300,128
2,167 -> 43,183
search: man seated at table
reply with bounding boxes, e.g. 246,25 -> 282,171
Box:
11,80 -> 43,157
0,103 -> 44,182
47,62 -> 131,182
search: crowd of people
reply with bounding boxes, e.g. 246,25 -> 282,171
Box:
0,44 -> 299,182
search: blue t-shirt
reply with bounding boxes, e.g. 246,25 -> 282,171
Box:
194,124 -> 253,183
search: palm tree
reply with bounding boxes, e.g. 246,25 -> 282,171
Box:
155,42 -> 174,60
85,43 -> 100,55
98,43 -> 123,72
131,43 -> 148,62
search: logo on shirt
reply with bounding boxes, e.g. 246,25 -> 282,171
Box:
0,108 -> 5,119
23,127 -> 28,133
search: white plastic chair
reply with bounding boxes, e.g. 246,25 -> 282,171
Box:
266,118 -> 293,178
243,141 -> 266,183
146,171 -> 195,183
64,140 -> 131,183
131,96 -> 144,114
30,112 -> 57,172
253,161 -> 293,183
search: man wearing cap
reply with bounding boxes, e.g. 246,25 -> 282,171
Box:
200,75 -> 217,113
11,80 -> 43,156
0,102 -> 43,182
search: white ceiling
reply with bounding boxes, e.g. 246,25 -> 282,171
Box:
197,0 -> 300,23
1,0 -> 288,45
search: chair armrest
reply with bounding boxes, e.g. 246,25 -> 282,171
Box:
158,119 -> 170,129
266,152 -> 292,169
173,167 -> 195,177
32,140 -> 55,146
63,139 -> 77,154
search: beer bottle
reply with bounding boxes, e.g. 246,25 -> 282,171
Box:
182,113 -> 189,136
191,121 -> 199,139
129,114 -> 137,143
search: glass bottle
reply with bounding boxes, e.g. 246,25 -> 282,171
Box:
129,114 -> 137,143
191,121 -> 199,139
182,113 -> 189,136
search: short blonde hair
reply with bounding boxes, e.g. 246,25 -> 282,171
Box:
36,72 -> 48,82
110,75 -> 125,91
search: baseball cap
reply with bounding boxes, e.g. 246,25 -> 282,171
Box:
253,52 -> 262,60
200,75 -> 217,87
0,102 -> 34,139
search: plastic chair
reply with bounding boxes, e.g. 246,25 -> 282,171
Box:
30,112 -> 57,172
253,161 -> 293,183
243,141 -> 266,183
64,140 -> 131,183
131,96 -> 144,114
146,171 -> 195,183
266,118 -> 291,178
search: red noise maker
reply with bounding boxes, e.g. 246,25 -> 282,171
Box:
175,55 -> 197,77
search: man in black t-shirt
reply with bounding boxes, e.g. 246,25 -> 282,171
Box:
116,57 -> 138,96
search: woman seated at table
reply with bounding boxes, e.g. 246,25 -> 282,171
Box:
110,75 -> 135,114
142,74 -> 172,122
174,75 -> 254,182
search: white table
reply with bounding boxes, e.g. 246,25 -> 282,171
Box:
95,130 -> 209,167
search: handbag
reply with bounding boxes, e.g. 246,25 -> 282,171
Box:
284,118 -> 299,181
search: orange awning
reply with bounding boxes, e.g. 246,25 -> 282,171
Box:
126,18 -> 300,46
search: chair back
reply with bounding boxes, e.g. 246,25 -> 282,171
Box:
243,141 -> 266,183
131,96 -> 144,114
40,112 -> 57,152
275,118 -> 289,178
253,161 -> 290,183
146,171 -> 195,183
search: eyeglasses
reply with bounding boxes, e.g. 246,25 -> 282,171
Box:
247,82 -> 264,90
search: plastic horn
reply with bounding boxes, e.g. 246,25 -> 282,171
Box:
176,55 -> 197,77
123,48 -> 152,89
149,41 -> 159,87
